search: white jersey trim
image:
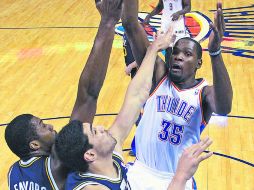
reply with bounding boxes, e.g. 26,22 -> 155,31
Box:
112,151 -> 124,161
73,181 -> 109,190
19,157 -> 40,166
150,76 -> 168,97
8,166 -> 13,190
171,79 -> 205,92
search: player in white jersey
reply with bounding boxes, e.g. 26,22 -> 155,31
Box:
144,0 -> 191,41
56,26 -> 213,190
136,77 -> 208,172
122,0 -> 233,189
127,76 -> 207,189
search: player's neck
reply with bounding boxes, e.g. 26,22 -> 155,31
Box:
172,77 -> 199,89
50,144 -> 70,190
27,150 -> 50,159
88,156 -> 118,178
50,144 -> 70,175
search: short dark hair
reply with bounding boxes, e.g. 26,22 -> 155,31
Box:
175,37 -> 203,59
5,114 -> 39,159
55,120 -> 93,172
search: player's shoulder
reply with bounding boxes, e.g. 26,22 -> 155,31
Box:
81,184 -> 110,190
18,156 -> 45,167
10,157 -> 44,171
66,172 -> 110,190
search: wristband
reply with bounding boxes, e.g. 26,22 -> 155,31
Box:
209,48 -> 221,56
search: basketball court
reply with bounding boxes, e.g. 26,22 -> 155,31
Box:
0,0 -> 253,189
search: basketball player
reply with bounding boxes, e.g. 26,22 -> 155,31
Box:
144,0 -> 191,41
55,27 -> 213,190
5,0 -> 123,189
122,0 -> 233,189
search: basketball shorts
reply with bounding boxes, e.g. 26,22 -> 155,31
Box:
127,159 -> 196,190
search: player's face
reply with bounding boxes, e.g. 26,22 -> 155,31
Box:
31,117 -> 57,152
83,123 -> 117,156
169,39 -> 199,83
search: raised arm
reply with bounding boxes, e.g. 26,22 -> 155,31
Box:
121,0 -> 149,65
143,0 -> 164,24
109,28 -> 175,153
171,0 -> 191,21
122,0 -> 167,91
203,2 -> 233,119
70,0 -> 123,123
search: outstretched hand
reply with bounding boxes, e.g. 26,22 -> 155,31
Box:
175,137 -> 213,181
151,24 -> 176,51
171,12 -> 181,21
208,2 -> 225,52
95,0 -> 123,24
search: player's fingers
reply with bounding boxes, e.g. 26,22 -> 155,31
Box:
193,138 -> 213,157
170,34 -> 176,45
157,30 -> 164,38
184,137 -> 211,156
83,122 -> 90,127
166,25 -> 173,35
202,138 -> 213,149
219,5 -> 226,37
83,122 -> 92,132
198,151 -> 213,163
222,12 -> 225,35
166,23 -> 176,42
217,9 -> 224,38
209,22 -> 219,41
213,9 -> 218,30
153,32 -> 157,40
217,1 -> 222,10
184,143 -> 200,156
217,2 -> 225,32
199,136 -> 210,146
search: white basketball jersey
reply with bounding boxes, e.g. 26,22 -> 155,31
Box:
135,76 -> 208,173
161,0 -> 188,39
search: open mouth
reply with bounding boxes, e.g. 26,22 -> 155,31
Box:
171,64 -> 182,71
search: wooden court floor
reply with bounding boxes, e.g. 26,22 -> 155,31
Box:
0,0 -> 253,189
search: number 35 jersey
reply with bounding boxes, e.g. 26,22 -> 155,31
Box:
135,76 -> 208,173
